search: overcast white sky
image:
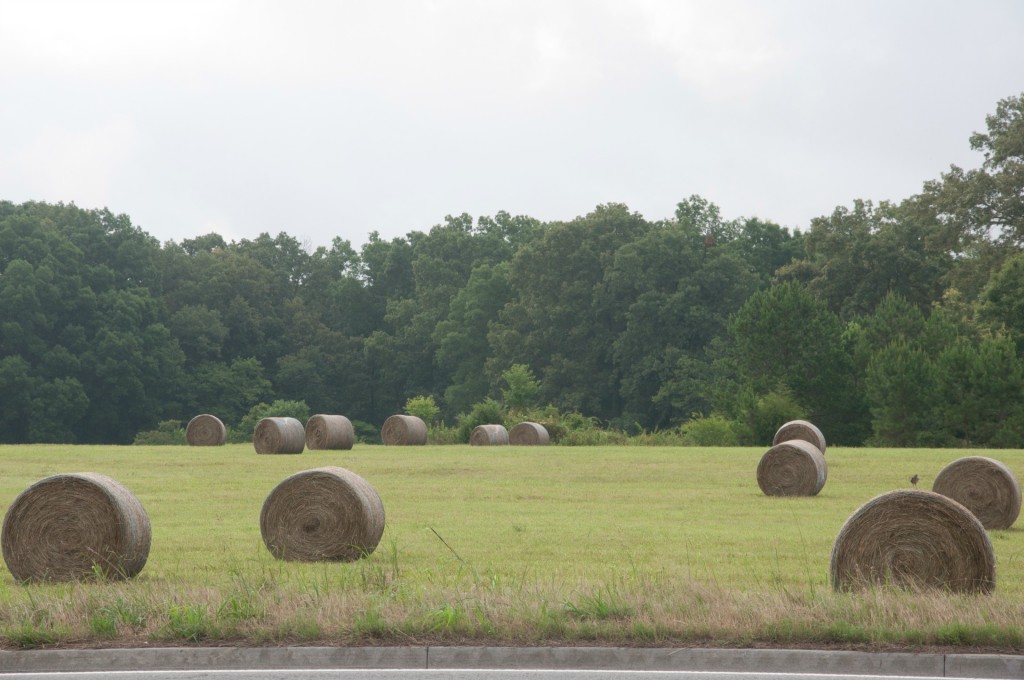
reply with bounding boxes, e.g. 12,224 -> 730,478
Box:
2,1 -> 1023,251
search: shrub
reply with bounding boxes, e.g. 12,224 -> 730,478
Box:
404,395 -> 441,426
456,398 -> 507,443
133,420 -> 187,446
351,419 -> 380,445
231,400 -> 310,443
745,389 -> 807,446
681,414 -> 743,446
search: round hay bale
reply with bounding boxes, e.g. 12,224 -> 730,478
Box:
305,414 -> 355,451
260,466 -> 385,562
185,413 -> 227,446
756,439 -> 827,496
381,414 -> 427,446
509,421 -> 550,446
932,456 -> 1021,530
772,419 -> 827,454
1,473 -> 151,582
254,417 -> 305,454
830,489 -> 995,594
470,423 -> 509,446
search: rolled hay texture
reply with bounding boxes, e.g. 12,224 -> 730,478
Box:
305,414 -> 355,451
932,456 -> 1022,530
381,414 -> 427,445
830,489 -> 995,594
470,423 -> 509,446
260,466 -> 385,562
254,417 -> 306,454
772,419 -> 827,454
756,439 -> 827,496
509,421 -> 550,446
1,473 -> 151,582
185,413 -> 227,446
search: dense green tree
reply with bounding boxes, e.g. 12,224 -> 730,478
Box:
603,218 -> 760,428
922,92 -> 1024,250
728,281 -> 868,443
977,252 -> 1024,351
488,204 -> 651,419
865,339 -> 943,447
434,262 -> 513,416
796,200 -> 950,319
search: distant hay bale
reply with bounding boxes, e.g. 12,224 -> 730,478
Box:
254,417 -> 305,454
305,414 -> 355,451
772,420 -> 827,454
381,414 -> 427,446
932,456 -> 1021,530
260,466 -> 385,562
756,439 -> 827,496
1,473 -> 151,582
830,489 -> 995,594
185,414 -> 226,446
509,421 -> 550,446
470,424 -> 509,446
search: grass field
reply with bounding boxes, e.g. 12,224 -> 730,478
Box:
1,443 -> 1023,650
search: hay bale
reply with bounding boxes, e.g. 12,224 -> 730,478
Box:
1,473 -> 151,582
932,456 -> 1021,530
185,413 -> 227,446
381,414 -> 427,445
509,421 -> 550,446
305,414 -> 355,451
756,439 -> 827,496
470,424 -> 509,446
772,419 -> 827,454
830,489 -> 995,594
254,417 -> 305,454
260,466 -> 385,562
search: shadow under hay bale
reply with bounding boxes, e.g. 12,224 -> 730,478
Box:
185,413 -> 227,446
254,417 -> 305,454
260,466 -> 385,562
932,456 -> 1022,530
756,439 -> 827,496
305,414 -> 355,451
470,423 -> 509,446
1,473 -> 151,583
509,421 -> 550,446
381,414 -> 427,446
772,419 -> 827,454
830,489 -> 995,594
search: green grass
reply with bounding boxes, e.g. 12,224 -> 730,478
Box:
1,444 -> 1023,649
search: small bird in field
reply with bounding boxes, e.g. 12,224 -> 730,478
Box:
910,474 -> 920,487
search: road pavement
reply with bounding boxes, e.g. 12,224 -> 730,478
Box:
0,646 -> 1022,678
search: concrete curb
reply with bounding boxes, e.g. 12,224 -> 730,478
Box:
0,646 -> 1022,677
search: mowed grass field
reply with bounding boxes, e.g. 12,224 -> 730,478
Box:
1,443 -> 1023,650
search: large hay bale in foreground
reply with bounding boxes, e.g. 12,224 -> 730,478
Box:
831,489 -> 995,594
470,423 -> 509,446
260,466 -> 385,562
932,456 -> 1021,530
1,473 -> 151,582
185,413 -> 227,446
772,419 -> 827,454
381,414 -> 427,445
756,439 -> 827,496
305,414 -> 355,451
509,421 -> 550,446
254,417 -> 305,454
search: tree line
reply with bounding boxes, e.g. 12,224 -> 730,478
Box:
1,93 -> 1023,447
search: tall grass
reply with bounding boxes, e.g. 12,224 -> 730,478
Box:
0,444 -> 1022,649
